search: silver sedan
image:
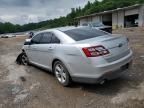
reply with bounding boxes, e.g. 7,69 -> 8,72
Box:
22,27 -> 133,86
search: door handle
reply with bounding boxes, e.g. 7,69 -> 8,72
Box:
48,47 -> 54,50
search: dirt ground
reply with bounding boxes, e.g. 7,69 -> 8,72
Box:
0,31 -> 144,108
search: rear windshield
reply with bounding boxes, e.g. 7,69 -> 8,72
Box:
63,28 -> 108,41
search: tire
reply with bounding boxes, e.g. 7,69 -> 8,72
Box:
21,53 -> 29,66
53,61 -> 71,86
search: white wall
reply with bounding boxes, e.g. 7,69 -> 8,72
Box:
125,8 -> 139,16
79,17 -> 92,25
138,5 -> 144,27
92,16 -> 101,22
118,11 -> 124,28
112,9 -> 139,29
112,12 -> 117,29
79,16 -> 102,25
79,6 -> 144,28
112,10 -> 124,29
79,18 -> 87,25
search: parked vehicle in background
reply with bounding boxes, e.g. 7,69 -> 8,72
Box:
82,22 -> 112,33
21,26 -> 132,86
1,34 -> 16,38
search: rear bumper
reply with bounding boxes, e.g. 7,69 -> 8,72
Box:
72,61 -> 132,84
68,50 -> 133,84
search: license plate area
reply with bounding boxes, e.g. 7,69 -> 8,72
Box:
121,63 -> 129,70
103,63 -> 130,78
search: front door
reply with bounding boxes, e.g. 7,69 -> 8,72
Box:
26,33 -> 42,64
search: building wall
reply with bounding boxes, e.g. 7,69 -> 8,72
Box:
112,10 -> 125,29
79,5 -> 144,29
79,18 -> 87,25
125,8 -> 138,16
79,16 -> 101,25
138,5 -> 144,27
79,17 -> 92,25
112,12 -> 118,29
92,16 -> 101,22
118,11 -> 125,28
112,8 -> 141,29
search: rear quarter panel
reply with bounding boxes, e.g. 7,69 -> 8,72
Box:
51,44 -> 89,75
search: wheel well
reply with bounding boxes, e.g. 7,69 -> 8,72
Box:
52,59 -> 72,80
52,59 -> 61,70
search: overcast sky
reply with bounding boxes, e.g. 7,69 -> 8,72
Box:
0,0 -> 95,25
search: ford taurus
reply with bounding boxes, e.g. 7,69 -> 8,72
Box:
21,27 -> 133,86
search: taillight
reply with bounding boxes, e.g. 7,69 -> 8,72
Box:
82,45 -> 109,57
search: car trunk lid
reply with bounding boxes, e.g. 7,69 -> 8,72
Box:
76,34 -> 130,62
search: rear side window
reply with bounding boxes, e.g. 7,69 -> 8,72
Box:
40,32 -> 52,44
64,28 -> 108,41
51,34 -> 60,43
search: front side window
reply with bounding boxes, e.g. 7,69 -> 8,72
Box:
51,34 -> 60,44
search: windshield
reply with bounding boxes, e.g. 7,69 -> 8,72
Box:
63,28 -> 108,41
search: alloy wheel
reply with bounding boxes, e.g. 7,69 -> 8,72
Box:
55,64 -> 67,84
21,54 -> 28,65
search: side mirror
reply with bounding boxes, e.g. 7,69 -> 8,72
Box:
24,39 -> 32,45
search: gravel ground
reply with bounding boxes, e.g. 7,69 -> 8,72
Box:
0,32 -> 144,108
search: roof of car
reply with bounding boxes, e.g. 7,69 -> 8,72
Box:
36,26 -> 91,34
55,26 -> 77,31
43,26 -> 87,32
